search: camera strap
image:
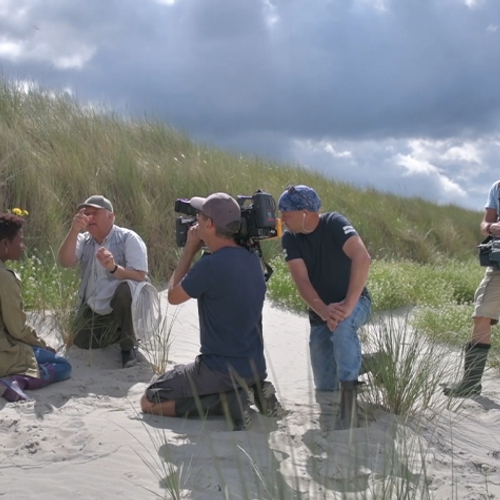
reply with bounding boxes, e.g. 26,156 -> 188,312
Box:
478,181 -> 500,268
497,180 -> 500,222
263,260 -> 274,282
480,181 -> 500,245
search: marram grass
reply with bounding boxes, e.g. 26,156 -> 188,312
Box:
0,77 -> 483,283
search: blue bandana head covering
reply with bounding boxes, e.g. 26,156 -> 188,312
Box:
278,185 -> 321,212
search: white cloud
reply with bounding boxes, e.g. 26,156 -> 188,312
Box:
0,38 -> 23,60
0,1 -> 29,21
355,0 -> 390,13
487,25 -> 498,32
397,154 -> 436,175
288,136 -> 485,206
298,139 -> 352,159
396,153 -> 466,197
53,48 -> 95,70
441,144 -> 481,163
405,139 -> 482,165
323,143 -> 352,158
154,0 -> 176,5
262,0 -> 279,27
464,0 -> 484,9
0,34 -> 95,69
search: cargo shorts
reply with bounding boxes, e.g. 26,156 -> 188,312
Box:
473,266 -> 500,324
144,355 -> 262,403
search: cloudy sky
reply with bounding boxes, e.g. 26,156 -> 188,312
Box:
1,0 -> 499,209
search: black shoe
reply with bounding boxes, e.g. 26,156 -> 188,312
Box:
175,390 -> 252,431
121,349 -> 137,368
251,381 -> 285,417
224,389 -> 252,431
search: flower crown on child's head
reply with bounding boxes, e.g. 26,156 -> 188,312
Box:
8,208 -> 29,217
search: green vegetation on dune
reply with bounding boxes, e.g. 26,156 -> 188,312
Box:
0,78 -> 492,356
3,79 -> 499,500
0,78 -> 482,283
268,256 -> 483,315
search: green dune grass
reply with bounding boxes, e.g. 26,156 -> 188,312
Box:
0,77 -> 492,352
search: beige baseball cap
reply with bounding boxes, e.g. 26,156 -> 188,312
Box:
77,195 -> 114,213
189,192 -> 241,232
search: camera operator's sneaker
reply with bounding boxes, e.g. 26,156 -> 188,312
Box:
121,348 -> 137,368
251,381 -> 284,417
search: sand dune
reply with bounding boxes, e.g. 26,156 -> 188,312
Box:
1,295 -> 500,499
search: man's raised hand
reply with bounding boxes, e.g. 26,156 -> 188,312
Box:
96,247 -> 116,272
71,208 -> 90,233
185,224 -> 203,255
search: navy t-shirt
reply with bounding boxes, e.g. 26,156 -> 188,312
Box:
281,212 -> 369,325
181,246 -> 267,379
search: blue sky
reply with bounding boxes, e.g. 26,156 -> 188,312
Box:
1,0 -> 499,209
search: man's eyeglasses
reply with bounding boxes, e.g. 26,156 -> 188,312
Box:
287,185 -> 314,210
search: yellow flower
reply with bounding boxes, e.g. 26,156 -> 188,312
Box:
10,208 -> 29,217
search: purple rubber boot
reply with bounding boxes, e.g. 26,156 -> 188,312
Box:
25,364 -> 55,390
0,365 -> 55,402
0,376 -> 31,402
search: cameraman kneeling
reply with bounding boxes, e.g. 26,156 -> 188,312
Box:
140,193 -> 279,430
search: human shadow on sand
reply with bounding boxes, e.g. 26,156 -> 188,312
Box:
471,394 -> 500,411
301,391 -> 427,497
141,409 -> 305,500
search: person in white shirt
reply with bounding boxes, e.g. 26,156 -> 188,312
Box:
58,195 -> 148,368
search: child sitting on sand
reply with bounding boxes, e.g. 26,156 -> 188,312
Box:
0,212 -> 72,402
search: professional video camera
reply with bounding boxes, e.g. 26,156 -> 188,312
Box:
174,189 -> 282,281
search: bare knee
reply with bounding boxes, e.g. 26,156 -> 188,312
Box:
140,393 -> 176,416
140,393 -> 155,413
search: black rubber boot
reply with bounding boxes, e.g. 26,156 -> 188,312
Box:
334,381 -> 359,431
175,388 -> 251,431
443,343 -> 490,397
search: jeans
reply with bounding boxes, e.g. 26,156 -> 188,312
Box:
33,347 -> 72,383
309,295 -> 372,390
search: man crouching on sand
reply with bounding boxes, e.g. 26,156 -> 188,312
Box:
58,195 -> 149,368
140,192 -> 281,430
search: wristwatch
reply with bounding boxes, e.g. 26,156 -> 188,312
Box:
110,264 -> 118,274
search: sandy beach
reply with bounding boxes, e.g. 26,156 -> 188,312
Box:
1,293 -> 500,499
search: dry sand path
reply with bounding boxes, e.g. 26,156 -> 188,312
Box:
1,295 -> 500,499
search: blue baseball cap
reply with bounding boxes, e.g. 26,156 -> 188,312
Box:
278,185 -> 321,212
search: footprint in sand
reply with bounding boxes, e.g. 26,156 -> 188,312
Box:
0,416 -> 117,468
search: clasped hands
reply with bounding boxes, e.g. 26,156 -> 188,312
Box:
324,301 -> 354,332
